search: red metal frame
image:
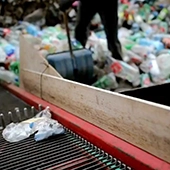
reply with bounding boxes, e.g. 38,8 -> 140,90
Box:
2,84 -> 170,170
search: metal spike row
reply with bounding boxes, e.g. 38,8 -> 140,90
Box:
46,106 -> 50,111
0,113 -> 5,128
23,108 -> 28,119
0,104 -> 45,129
31,106 -> 35,116
38,104 -> 42,111
8,111 -> 13,123
15,108 -> 22,122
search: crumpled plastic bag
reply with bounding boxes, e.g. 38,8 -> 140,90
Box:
2,122 -> 33,142
32,119 -> 65,142
2,107 -> 65,143
35,107 -> 51,118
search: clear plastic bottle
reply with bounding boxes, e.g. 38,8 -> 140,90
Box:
19,21 -> 38,36
123,48 -> 143,64
0,69 -> 17,84
138,38 -> 164,52
120,38 -> 135,48
140,22 -> 153,35
148,53 -> 161,82
14,47 -> 20,60
128,31 -> 145,41
118,27 -> 132,39
152,33 -> 170,41
156,53 -> 170,79
157,49 -> 170,56
5,31 -> 20,47
140,53 -> 160,74
109,57 -> 140,86
0,47 -> 7,62
130,44 -> 155,58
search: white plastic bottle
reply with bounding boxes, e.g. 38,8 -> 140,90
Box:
140,53 -> 160,83
148,53 -> 161,82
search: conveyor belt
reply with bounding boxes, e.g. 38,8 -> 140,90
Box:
0,86 -> 131,170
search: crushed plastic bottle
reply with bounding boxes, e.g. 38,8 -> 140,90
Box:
0,69 -> 18,83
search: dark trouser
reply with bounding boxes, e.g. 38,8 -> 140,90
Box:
75,0 -> 122,60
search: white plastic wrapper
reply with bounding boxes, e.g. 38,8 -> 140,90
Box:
33,119 -> 65,142
35,107 -> 51,118
2,107 -> 65,143
2,122 -> 33,142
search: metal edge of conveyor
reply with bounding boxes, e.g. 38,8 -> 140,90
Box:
1,83 -> 170,170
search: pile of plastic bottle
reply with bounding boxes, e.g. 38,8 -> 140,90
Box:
0,28 -> 20,86
0,22 -> 83,86
1,0 -> 170,91
91,0 -> 170,90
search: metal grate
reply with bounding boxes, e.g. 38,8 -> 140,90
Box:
0,127 -> 131,170
0,86 -> 132,170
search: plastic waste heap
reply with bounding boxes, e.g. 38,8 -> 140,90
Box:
1,0 -> 170,91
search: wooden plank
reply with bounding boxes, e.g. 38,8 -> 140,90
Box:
19,34 -> 62,90
22,69 -> 170,162
21,69 -> 41,98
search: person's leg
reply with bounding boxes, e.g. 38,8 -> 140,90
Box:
98,0 -> 122,60
75,1 -> 97,47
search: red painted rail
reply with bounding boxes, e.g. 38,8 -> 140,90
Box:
3,84 -> 170,170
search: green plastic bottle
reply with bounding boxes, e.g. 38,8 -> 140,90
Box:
92,73 -> 118,90
158,8 -> 168,21
10,61 -> 20,75
124,43 -> 135,50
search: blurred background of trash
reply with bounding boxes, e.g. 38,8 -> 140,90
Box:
1,0 -> 170,92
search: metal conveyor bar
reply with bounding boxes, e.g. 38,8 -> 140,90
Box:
0,86 -> 131,170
